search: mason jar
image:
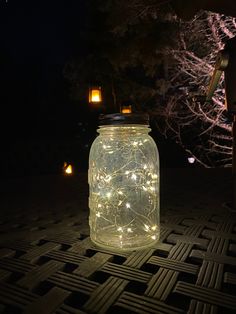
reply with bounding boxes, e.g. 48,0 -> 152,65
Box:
88,113 -> 160,251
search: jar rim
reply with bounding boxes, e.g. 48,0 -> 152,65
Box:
99,113 -> 149,126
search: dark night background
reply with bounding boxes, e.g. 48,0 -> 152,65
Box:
0,0 -> 193,178
0,4 -> 235,314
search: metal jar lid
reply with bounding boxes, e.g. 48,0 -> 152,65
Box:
99,113 -> 149,126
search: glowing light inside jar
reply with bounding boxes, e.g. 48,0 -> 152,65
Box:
89,125 -> 160,251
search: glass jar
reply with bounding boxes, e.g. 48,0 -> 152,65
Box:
88,113 -> 160,251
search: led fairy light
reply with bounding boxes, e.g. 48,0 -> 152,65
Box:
89,113 -> 160,251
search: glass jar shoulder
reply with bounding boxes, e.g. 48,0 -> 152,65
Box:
90,132 -> 158,150
89,132 -> 159,168
145,134 -> 159,158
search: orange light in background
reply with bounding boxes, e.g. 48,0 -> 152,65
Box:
63,162 -> 73,175
121,105 -> 132,114
89,87 -> 102,103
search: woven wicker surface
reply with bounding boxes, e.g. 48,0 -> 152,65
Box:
0,169 -> 235,314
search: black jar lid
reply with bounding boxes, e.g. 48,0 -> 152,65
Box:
99,113 -> 149,126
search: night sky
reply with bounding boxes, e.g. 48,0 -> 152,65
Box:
1,1 -> 89,137
0,1 -> 188,176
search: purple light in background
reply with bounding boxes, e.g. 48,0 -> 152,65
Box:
188,157 -> 195,164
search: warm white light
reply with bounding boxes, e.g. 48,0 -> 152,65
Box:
106,192 -> 111,198
126,203 -> 131,208
131,173 -> 137,180
105,175 -> 111,182
127,228 -> 132,233
151,235 -> 157,240
144,224 -> 150,231
151,225 -> 157,231
96,212 -> 101,217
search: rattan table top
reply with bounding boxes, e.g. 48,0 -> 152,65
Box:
0,168 -> 235,314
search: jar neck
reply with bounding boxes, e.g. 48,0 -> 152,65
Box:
97,125 -> 151,135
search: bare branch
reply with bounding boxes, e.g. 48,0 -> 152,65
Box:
153,11 -> 236,167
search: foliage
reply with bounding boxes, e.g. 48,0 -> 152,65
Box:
152,11 -> 236,167
65,0 -> 236,167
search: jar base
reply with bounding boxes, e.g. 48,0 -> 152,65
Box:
90,235 -> 159,252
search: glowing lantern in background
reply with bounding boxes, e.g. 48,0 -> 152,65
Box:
121,105 -> 132,114
63,162 -> 73,175
89,86 -> 102,104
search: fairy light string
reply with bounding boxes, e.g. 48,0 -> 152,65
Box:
89,126 -> 159,249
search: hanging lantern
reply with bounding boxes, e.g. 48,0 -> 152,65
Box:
121,105 -> 132,114
89,86 -> 102,104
